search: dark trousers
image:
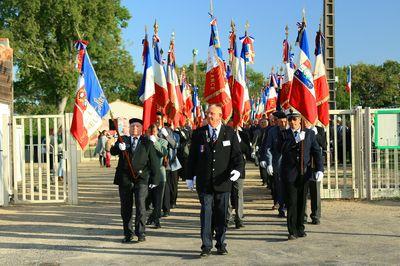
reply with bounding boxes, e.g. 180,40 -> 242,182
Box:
273,173 -> 285,212
170,170 -> 179,206
149,182 -> 165,222
230,177 -> 245,222
307,180 -> 321,221
198,191 -> 230,250
284,178 -> 308,236
259,165 -> 268,185
118,183 -> 148,238
163,171 -> 172,213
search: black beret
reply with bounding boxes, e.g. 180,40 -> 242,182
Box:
273,111 -> 287,119
129,118 -> 143,125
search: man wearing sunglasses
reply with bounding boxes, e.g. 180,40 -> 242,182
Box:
278,110 -> 323,240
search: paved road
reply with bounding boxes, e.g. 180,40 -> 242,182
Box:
0,161 -> 399,265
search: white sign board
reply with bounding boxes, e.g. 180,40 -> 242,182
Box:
375,110 -> 400,149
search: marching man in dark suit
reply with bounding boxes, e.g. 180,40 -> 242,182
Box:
110,118 -> 160,243
278,110 -> 323,240
186,104 -> 244,256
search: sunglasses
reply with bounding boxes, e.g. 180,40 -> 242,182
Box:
288,116 -> 300,122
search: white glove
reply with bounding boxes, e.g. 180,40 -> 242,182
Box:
251,151 -> 256,159
295,131 -> 306,143
315,171 -> 324,182
260,161 -> 267,169
149,184 -> 157,189
312,127 -> 318,135
230,170 -> 240,181
160,128 -> 169,137
118,142 -> 126,151
186,178 -> 194,191
255,146 -> 259,152
149,135 -> 157,143
267,165 -> 274,176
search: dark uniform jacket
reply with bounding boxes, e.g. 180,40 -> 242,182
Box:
110,135 -> 160,187
278,128 -> 323,183
264,126 -> 284,173
187,124 -> 244,193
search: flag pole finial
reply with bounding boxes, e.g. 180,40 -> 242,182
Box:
245,20 -> 250,35
154,20 -> 159,35
285,25 -> 289,40
192,48 -> 198,86
145,25 -> 148,36
209,0 -> 214,17
171,31 -> 175,42
302,8 -> 307,26
271,66 -> 275,73
319,16 -> 322,32
230,19 -> 236,33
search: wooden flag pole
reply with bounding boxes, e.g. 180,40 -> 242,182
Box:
109,111 -> 138,181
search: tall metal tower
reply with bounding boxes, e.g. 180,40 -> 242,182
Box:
323,0 -> 336,109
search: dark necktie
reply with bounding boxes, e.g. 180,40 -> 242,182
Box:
294,131 -> 298,138
131,137 -> 138,152
212,128 -> 217,143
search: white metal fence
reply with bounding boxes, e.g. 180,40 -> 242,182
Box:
11,113 -> 78,204
323,107 -> 400,199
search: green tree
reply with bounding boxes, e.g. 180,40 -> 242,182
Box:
178,60 -> 207,98
335,61 -> 400,109
0,0 -> 136,114
245,67 -> 266,98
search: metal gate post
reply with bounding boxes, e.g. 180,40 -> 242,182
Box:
65,113 -> 78,205
354,106 -> 365,198
0,114 -> 10,206
364,107 -> 373,200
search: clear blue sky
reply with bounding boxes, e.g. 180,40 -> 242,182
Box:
121,0 -> 399,76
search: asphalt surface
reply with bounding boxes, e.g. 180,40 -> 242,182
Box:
0,161 -> 399,265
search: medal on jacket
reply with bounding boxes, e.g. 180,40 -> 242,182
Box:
205,130 -> 210,143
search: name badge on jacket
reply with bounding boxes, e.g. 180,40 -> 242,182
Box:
222,140 -> 231,147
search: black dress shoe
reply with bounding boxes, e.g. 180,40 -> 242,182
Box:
235,221 -> 244,229
288,234 -> 297,240
311,219 -> 320,225
137,236 -> 146,242
278,211 -> 286,218
200,248 -> 211,257
297,232 -> 307,237
154,221 -> 161,229
162,211 -> 170,217
216,246 -> 228,255
146,218 -> 154,225
121,235 -> 133,243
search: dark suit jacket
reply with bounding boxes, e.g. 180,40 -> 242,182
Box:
278,128 -> 323,183
187,124 -> 244,193
110,135 -> 160,187
263,126 -> 284,173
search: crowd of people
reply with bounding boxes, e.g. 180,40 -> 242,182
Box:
106,104 -> 328,257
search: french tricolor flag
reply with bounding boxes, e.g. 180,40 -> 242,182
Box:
229,28 -> 251,127
313,28 -> 330,127
280,39 -> 294,110
165,34 -> 182,128
181,69 -> 194,124
346,66 -> 351,93
70,41 -> 110,149
153,33 -> 169,113
264,85 -> 277,116
289,20 -> 318,124
138,32 -> 157,131
204,17 -> 232,122
192,86 -> 202,128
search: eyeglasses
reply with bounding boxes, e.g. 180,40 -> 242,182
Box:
288,116 -> 299,122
